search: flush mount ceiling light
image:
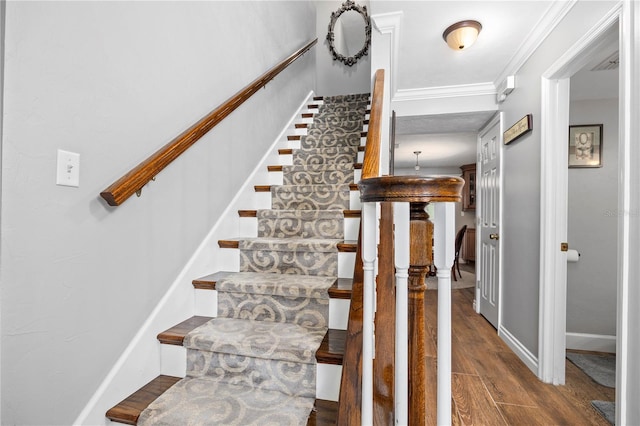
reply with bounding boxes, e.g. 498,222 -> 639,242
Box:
414,150 -> 422,171
442,20 -> 482,50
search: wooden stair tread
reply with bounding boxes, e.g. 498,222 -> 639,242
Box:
106,374 -> 338,426
193,272 -> 353,299
218,239 -> 357,252
307,399 -> 339,426
157,316 -> 213,345
316,329 -> 346,365
157,315 -> 346,365
255,184 -> 358,192
237,209 -> 360,218
105,375 -> 182,425
268,163 -> 362,172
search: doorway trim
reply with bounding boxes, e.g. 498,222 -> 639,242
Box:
538,0 -> 621,397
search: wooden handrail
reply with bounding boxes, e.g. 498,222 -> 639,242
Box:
361,69 -> 384,180
336,68 -> 385,424
100,38 -> 317,206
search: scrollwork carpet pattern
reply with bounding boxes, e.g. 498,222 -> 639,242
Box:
138,93 -> 368,425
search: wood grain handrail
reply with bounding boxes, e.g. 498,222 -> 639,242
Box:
100,38 -> 317,206
361,69 -> 384,180
337,69 -> 385,424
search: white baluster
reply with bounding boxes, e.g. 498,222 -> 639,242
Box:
393,202 -> 410,425
361,201 -> 377,426
433,202 -> 456,426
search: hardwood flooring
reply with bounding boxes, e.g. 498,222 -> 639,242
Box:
425,287 -> 615,426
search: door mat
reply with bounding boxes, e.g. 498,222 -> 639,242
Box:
591,400 -> 614,425
566,352 -> 615,388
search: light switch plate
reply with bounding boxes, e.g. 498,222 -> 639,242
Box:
56,149 -> 80,187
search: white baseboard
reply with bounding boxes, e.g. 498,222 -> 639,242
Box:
566,332 -> 616,353
498,325 -> 539,374
73,91 -> 316,426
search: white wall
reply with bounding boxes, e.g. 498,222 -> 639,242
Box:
498,0 -> 618,357
567,98 -> 618,339
315,0 -> 372,96
0,2 -> 315,424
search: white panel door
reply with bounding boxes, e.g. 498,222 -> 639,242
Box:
477,117 -> 501,329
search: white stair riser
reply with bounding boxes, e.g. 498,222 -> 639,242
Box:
316,364 -> 342,401
158,343 -> 343,402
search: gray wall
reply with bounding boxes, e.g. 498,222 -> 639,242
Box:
315,0 -> 372,96
567,98 -> 618,336
0,1 -> 5,421
0,2 -> 315,424
498,0 -> 616,356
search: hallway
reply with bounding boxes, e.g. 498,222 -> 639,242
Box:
424,288 -> 614,425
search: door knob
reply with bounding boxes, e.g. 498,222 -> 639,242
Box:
489,233 -> 499,240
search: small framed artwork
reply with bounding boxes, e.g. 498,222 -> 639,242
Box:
568,124 -> 603,168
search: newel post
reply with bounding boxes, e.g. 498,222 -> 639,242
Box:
407,202 -> 432,426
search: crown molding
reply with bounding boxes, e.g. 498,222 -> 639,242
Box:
393,82 -> 496,102
371,11 -> 403,96
494,0 -> 578,87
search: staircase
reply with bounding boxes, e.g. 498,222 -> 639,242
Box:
106,93 -> 370,425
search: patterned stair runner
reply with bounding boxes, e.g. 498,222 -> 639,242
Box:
137,93 -> 368,425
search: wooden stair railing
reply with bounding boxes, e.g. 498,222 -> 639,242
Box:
337,68 -> 384,425
100,38 -> 317,206
339,64 -> 465,426
359,176 -> 463,425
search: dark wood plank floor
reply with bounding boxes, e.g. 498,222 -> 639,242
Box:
425,286 -> 615,425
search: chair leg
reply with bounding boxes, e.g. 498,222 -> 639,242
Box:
451,263 -> 458,281
457,261 -> 463,278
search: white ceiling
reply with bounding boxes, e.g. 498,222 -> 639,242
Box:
370,1 -> 619,170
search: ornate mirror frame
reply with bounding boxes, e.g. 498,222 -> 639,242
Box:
326,0 -> 372,67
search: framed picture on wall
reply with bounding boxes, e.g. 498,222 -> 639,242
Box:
568,124 -> 603,168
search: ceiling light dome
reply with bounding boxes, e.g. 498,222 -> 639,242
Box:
443,20 -> 482,50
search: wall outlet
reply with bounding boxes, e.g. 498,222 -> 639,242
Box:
56,149 -> 80,187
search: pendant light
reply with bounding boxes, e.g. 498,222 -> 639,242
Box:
414,151 -> 422,172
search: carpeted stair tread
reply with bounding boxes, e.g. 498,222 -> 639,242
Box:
302,128 -> 364,145
239,237 -> 341,253
216,271 -> 335,299
237,209 -> 361,218
218,238 -> 356,252
279,146 -> 365,155
137,377 -> 316,426
322,93 -> 370,102
257,209 -> 345,238
292,146 -> 359,165
282,164 -> 356,181
184,317 -> 326,363
106,375 -> 338,426
192,271 -> 353,299
271,184 -> 351,210
156,315 -> 347,366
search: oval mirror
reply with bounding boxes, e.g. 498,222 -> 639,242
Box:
326,0 -> 371,67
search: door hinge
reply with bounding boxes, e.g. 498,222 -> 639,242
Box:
560,242 -> 569,252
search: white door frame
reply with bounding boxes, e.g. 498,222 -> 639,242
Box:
539,3 -> 640,424
539,0 -> 619,386
475,112 -> 503,332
